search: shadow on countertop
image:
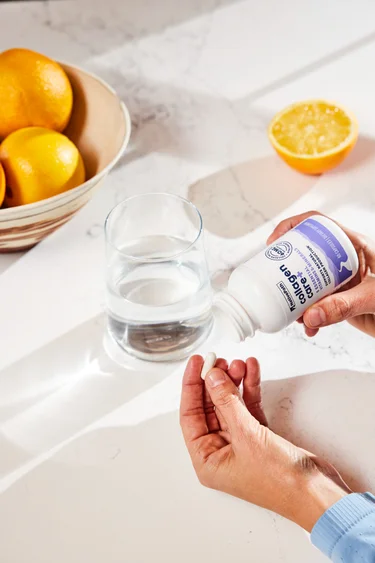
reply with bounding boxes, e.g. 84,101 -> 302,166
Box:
97,62 -> 375,243
188,156 -> 317,238
0,312 -> 176,480
337,134 -> 375,173
44,0 -> 244,56
1,365 -> 375,563
187,134 -> 375,241
263,368 -> 375,492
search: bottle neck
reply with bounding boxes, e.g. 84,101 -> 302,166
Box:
213,291 -> 257,340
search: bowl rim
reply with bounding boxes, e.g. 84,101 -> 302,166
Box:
0,62 -> 132,220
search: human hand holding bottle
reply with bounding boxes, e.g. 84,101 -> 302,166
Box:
268,211 -> 375,338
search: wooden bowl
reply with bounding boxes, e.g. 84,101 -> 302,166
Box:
0,63 -> 131,252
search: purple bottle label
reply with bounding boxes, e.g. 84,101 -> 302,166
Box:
294,218 -> 353,286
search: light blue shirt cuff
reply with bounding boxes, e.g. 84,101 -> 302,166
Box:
311,492 -> 375,560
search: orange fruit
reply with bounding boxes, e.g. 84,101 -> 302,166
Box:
0,127 -> 85,207
0,48 -> 73,139
0,163 -> 5,207
268,100 -> 358,175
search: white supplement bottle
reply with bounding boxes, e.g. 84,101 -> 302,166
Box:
214,215 -> 359,339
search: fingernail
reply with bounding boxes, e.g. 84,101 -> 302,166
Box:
207,369 -> 226,387
306,307 -> 326,328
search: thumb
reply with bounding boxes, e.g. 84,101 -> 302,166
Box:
303,281 -> 375,328
205,368 -> 252,433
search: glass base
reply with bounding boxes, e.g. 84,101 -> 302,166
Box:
105,313 -> 214,363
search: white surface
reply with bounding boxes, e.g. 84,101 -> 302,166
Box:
1,1 -> 375,561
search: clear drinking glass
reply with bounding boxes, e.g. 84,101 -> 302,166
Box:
105,193 -> 213,362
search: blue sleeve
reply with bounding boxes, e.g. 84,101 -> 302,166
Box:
311,492 -> 375,562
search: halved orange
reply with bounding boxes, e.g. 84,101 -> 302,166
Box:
268,100 -> 358,175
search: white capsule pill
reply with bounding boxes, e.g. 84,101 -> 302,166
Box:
201,352 -> 217,380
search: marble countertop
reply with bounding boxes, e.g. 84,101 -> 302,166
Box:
2,1 -> 375,561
